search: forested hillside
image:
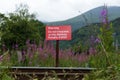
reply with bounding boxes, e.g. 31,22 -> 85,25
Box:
60,17 -> 120,49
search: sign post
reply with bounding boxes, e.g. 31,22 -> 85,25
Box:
56,40 -> 59,67
46,25 -> 71,67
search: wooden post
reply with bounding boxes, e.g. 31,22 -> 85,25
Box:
55,40 -> 59,67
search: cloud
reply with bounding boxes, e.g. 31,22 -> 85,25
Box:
0,0 -> 120,22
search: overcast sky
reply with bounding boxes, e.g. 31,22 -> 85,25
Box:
0,0 -> 120,22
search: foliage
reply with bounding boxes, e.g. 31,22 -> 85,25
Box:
83,50 -> 120,80
84,65 -> 120,80
99,6 -> 114,52
0,4 -> 45,50
0,40 -> 90,67
83,5 -> 120,80
60,16 -> 120,50
0,13 -> 7,53
0,4 -> 120,80
87,52 -> 120,68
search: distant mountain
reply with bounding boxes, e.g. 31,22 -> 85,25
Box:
46,6 -> 120,31
59,17 -> 120,49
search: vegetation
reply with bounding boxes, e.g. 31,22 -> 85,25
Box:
83,5 -> 120,80
0,4 -> 45,51
0,4 -> 120,80
59,17 -> 120,51
47,6 -> 120,31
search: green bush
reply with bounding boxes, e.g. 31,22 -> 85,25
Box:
0,4 -> 45,51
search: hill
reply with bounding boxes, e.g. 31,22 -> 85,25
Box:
59,17 -> 120,49
46,6 -> 120,31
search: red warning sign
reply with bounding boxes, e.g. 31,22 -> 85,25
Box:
46,25 -> 71,40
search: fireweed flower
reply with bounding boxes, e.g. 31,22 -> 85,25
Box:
101,8 -> 107,17
94,38 -> 101,43
0,55 -> 3,61
26,39 -> 30,44
15,44 -> 18,50
101,7 -> 108,25
22,50 -> 26,55
102,18 -> 107,24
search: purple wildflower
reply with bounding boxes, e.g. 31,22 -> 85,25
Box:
102,18 -> 107,24
26,39 -> 30,44
15,44 -> 18,49
22,50 -> 26,55
101,8 -> 107,17
0,55 -> 3,61
100,6 -> 109,25
94,38 -> 101,43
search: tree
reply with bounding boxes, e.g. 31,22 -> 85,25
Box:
1,4 -> 45,50
0,13 -> 8,52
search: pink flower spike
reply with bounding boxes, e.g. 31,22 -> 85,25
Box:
101,8 -> 107,17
